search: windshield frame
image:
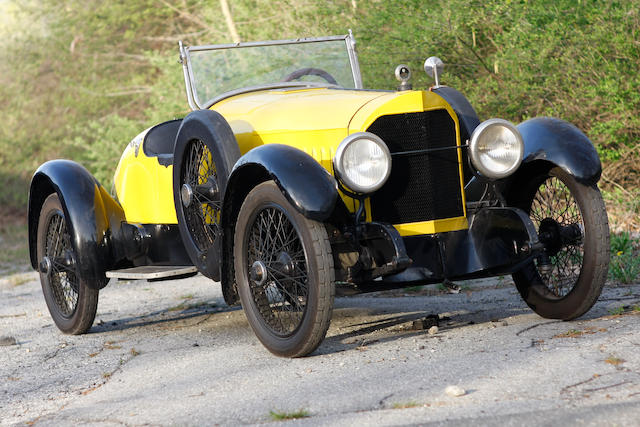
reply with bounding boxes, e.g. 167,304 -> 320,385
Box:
179,32 -> 363,110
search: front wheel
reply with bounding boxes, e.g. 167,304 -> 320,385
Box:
36,193 -> 99,334
234,181 -> 335,357
511,167 -> 610,319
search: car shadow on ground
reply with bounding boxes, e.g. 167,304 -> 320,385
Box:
318,305 -> 533,355
88,302 -> 242,334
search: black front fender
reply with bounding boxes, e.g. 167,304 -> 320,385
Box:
229,144 -> 339,221
218,144 -> 340,306
518,117 -> 602,185
28,160 -> 124,289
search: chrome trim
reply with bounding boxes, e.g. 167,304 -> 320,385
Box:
424,56 -> 444,88
469,118 -> 524,179
333,132 -> 392,194
180,34 -> 364,110
181,183 -> 193,208
394,64 -> 412,91
179,41 -> 198,111
188,35 -> 350,51
250,260 -> 267,286
39,256 -> 52,276
347,29 -> 363,89
184,43 -> 205,108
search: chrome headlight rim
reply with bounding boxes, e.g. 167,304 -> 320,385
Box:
469,118 -> 524,179
333,132 -> 392,194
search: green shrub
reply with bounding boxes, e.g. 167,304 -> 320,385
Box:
609,232 -> 640,284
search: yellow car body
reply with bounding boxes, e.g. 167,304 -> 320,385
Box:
114,88 -> 467,236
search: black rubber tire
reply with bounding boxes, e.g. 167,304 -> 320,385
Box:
36,193 -> 98,334
234,181 -> 335,357
173,110 -> 240,280
511,167 -> 610,320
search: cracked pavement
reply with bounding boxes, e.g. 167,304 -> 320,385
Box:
1,273 -> 639,425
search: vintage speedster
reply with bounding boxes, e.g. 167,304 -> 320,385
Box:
28,33 -> 609,357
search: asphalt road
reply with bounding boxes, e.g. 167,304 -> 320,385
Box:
1,272 -> 639,426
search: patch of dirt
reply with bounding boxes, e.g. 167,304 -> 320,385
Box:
0,205 -> 27,228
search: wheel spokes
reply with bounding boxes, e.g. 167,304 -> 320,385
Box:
246,207 -> 309,336
44,212 -> 79,317
530,176 -> 585,297
182,140 -> 221,251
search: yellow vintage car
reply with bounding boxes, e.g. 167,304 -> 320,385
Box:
28,33 -> 609,357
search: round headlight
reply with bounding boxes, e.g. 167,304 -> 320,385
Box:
334,132 -> 392,194
469,119 -> 524,179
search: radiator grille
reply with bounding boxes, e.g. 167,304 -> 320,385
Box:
368,110 -> 464,225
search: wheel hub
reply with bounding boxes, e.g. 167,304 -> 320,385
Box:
250,260 -> 267,286
195,177 -> 219,201
39,256 -> 52,276
275,252 -> 295,276
181,183 -> 193,208
538,218 -> 583,257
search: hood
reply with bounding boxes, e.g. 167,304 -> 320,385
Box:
213,87 -> 389,134
211,87 -> 458,172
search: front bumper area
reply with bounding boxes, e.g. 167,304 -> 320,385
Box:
332,221 -> 412,287
337,207 -> 540,293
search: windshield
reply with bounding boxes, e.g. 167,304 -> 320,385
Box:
181,34 -> 362,109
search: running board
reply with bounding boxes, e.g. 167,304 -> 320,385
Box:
106,266 -> 197,280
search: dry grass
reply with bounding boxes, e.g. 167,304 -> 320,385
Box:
604,356 -> 625,366
553,327 -> 606,339
268,409 -> 310,420
392,401 -> 420,409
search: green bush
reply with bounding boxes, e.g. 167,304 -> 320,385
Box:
609,232 -> 640,284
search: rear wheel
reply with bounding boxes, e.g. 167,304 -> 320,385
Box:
178,139 -> 222,254
511,167 -> 609,319
234,181 -> 335,357
172,111 -> 240,279
36,193 -> 98,334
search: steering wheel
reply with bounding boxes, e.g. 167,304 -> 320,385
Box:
281,67 -> 339,85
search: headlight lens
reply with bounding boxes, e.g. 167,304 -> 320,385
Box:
334,132 -> 392,194
469,118 -> 524,179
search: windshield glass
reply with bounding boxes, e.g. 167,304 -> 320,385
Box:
183,36 -> 360,108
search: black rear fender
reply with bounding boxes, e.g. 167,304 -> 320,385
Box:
28,160 -> 125,289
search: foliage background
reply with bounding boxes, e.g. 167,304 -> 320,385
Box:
1,0 -> 639,229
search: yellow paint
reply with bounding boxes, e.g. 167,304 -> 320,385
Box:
114,87 -> 468,235
394,217 -> 469,237
348,90 -> 468,235
113,134 -> 178,224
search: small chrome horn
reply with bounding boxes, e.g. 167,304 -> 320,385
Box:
424,56 -> 444,88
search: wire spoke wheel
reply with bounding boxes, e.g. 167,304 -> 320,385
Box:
43,212 -> 79,317
234,181 -> 334,357
37,193 -> 98,334
529,176 -> 584,297
181,139 -> 221,251
246,206 -> 309,336
172,110 -> 241,281
511,167 -> 609,320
